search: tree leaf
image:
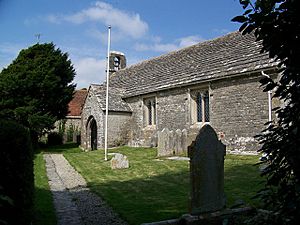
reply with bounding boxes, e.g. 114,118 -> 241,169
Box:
239,22 -> 248,32
231,15 -> 248,23
239,0 -> 250,9
244,9 -> 253,15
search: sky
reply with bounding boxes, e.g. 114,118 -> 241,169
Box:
0,0 -> 244,88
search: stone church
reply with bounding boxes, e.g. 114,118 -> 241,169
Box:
80,31 -> 278,153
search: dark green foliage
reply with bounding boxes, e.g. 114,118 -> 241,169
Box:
0,119 -> 34,225
47,132 -> 63,146
0,43 -> 76,140
233,0 -> 300,224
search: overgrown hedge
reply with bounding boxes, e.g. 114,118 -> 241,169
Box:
0,119 -> 34,225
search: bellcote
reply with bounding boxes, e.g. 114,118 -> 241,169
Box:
109,51 -> 126,73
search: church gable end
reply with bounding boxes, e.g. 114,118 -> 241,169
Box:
81,86 -> 104,150
81,84 -> 132,149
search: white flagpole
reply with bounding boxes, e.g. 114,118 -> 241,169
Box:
104,25 -> 111,161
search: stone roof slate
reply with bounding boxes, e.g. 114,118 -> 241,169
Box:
68,89 -> 88,116
90,84 -> 132,112
109,31 -> 278,97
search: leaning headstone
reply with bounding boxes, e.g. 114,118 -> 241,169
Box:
111,153 -> 129,169
188,124 -> 226,215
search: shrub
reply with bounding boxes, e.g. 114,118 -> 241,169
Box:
0,119 -> 34,225
47,132 -> 63,146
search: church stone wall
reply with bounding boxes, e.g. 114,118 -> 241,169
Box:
156,88 -> 189,131
107,111 -> 132,147
81,91 -> 104,150
125,96 -> 153,147
125,73 -> 275,152
126,89 -> 190,147
210,74 -> 270,151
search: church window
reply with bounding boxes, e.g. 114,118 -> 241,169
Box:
147,101 -> 152,125
192,90 -> 210,123
196,93 -> 203,122
203,91 -> 210,122
144,98 -> 156,126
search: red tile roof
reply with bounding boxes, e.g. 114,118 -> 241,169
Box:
68,89 -> 88,116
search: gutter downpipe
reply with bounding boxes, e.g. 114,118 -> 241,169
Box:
261,71 -> 272,122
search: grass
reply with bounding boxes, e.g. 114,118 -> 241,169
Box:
38,144 -> 265,225
224,154 -> 264,206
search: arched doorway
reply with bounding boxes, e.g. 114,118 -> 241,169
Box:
86,116 -> 98,150
90,119 -> 97,150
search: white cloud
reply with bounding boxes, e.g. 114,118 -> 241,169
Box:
84,27 -> 124,44
24,18 -> 39,26
134,35 -> 205,53
45,15 -> 61,24
0,42 -> 24,56
212,28 -> 231,35
134,43 -> 178,52
133,43 -> 150,51
73,57 -> 106,88
85,28 -> 105,41
150,35 -> 162,43
178,35 -> 206,48
48,1 -> 148,39
0,42 -> 26,71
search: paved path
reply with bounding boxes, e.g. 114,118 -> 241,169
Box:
44,154 -> 128,225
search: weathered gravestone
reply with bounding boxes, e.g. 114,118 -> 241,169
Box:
158,128 -> 172,156
158,128 -> 189,157
175,129 -> 182,155
169,130 -> 175,154
188,124 -> 226,215
181,129 -> 188,154
141,125 -> 255,225
111,153 -> 129,169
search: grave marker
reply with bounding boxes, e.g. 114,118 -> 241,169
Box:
111,153 -> 129,169
188,124 -> 226,215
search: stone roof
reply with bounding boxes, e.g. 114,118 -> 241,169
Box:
68,89 -> 88,116
109,31 -> 278,97
90,84 -> 132,112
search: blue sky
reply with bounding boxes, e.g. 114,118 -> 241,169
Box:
0,0 -> 244,88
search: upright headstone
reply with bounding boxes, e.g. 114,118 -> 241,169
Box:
182,129 -> 188,154
188,124 -> 226,215
150,132 -> 158,147
158,128 -> 170,156
169,130 -> 175,155
175,129 -> 182,155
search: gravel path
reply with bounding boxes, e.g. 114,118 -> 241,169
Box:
44,154 -> 128,225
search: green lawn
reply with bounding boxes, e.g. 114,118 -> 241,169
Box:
34,144 -> 265,225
